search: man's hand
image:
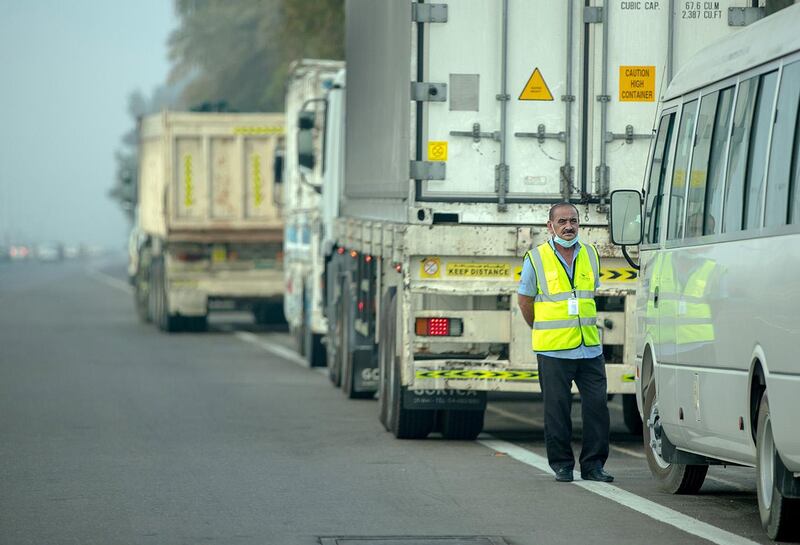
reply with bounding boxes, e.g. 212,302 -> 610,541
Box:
518,294 -> 534,328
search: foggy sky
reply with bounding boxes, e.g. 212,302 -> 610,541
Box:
0,1 -> 175,249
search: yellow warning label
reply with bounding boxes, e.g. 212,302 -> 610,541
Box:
428,141 -> 448,161
420,257 -> 441,279
619,66 -> 656,102
212,246 -> 227,264
417,369 -> 539,381
519,68 -> 554,101
622,373 -> 637,383
600,267 -> 638,282
446,263 -> 511,278
514,266 -> 523,281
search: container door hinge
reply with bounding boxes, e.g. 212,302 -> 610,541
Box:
411,82 -> 447,102
584,6 -> 603,23
412,3 -> 448,23
410,161 -> 446,181
728,7 -> 764,26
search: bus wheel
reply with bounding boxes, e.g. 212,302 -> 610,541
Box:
643,380 -> 707,494
622,394 -> 643,435
378,290 -> 433,439
440,409 -> 484,440
756,393 -> 800,540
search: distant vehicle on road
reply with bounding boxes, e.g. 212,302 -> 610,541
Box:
9,245 -> 31,261
35,242 -> 64,262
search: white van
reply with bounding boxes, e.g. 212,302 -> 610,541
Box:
610,4 -> 800,541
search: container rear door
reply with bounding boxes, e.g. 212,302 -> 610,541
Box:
421,0 -> 751,203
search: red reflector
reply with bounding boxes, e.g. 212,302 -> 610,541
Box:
394,263 -> 402,272
365,255 -> 373,263
357,301 -> 365,312
337,247 -> 345,255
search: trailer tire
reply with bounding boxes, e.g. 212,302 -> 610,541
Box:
379,290 -> 434,439
441,410 -> 485,440
623,393 -> 643,435
756,392 -> 800,541
643,380 -> 707,494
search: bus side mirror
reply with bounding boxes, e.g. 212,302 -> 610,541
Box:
610,189 -> 643,246
297,111 -> 316,171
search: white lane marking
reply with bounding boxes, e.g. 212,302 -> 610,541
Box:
235,331 -> 327,375
85,268 -> 133,294
478,437 -> 759,545
610,445 -> 645,459
487,404 -> 544,427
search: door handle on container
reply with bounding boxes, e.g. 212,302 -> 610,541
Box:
653,286 -> 659,308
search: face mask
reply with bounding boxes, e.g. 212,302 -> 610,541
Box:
553,234 -> 579,248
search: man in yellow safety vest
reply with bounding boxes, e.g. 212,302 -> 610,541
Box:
517,203 -> 613,483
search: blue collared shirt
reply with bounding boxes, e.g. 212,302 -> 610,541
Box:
518,240 -> 603,359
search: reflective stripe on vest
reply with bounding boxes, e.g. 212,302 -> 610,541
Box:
527,242 -> 600,352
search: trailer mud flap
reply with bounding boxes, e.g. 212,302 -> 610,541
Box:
352,347 -> 379,393
402,388 -> 487,411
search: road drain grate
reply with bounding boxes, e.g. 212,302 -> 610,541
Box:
319,538 -> 509,545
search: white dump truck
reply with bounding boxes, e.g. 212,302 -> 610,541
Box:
280,59 -> 345,362
133,112 -> 285,332
300,0 -> 764,438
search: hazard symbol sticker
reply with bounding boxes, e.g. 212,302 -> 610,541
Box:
519,68 -> 554,101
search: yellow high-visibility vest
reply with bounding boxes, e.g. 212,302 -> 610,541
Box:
526,241 -> 601,352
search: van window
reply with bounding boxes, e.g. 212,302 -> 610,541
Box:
703,87 -> 735,235
723,77 -> 758,233
666,100 -> 698,240
767,61 -> 800,227
743,71 -> 778,229
684,92 -> 718,238
643,113 -> 676,244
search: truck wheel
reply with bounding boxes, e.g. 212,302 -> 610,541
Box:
756,392 -> 800,540
378,290 -> 434,439
643,380 -> 707,493
152,257 -> 182,333
623,393 -> 643,435
441,410 -> 485,440
326,283 -> 344,387
134,268 -> 151,324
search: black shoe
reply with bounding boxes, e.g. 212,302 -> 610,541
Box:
554,467 -> 574,482
581,468 -> 614,482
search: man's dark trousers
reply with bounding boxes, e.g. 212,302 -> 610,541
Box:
537,353 -> 610,473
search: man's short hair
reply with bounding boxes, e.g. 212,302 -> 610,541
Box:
549,202 -> 579,221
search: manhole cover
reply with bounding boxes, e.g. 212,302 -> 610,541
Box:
319,538 -> 509,545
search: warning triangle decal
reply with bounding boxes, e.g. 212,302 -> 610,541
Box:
519,68 -> 554,101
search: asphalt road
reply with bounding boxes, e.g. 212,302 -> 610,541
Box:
0,258 -> 780,545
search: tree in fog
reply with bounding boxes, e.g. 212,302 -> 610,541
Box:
168,0 -> 344,111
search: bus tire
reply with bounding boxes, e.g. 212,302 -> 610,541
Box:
441,409 -> 484,440
643,380 -> 707,494
378,290 -> 433,439
756,393 -> 800,541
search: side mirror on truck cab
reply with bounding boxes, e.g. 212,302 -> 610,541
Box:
610,189 -> 643,246
297,111 -> 316,170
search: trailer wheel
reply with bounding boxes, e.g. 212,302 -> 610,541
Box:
643,380 -> 707,493
756,392 -> 800,541
623,394 -> 643,435
378,290 -> 434,439
441,410 -> 484,440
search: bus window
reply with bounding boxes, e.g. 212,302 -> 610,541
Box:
743,71 -> 778,229
703,87 -> 735,235
685,92 -> 718,238
666,100 -> 698,241
767,61 -> 800,227
643,113 -> 676,244
723,77 -> 758,233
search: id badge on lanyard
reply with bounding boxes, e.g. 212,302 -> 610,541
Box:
568,292 -> 579,316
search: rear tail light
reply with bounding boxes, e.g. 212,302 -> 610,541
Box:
415,317 -> 463,337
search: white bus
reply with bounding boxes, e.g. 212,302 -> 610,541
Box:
610,4 -> 800,541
